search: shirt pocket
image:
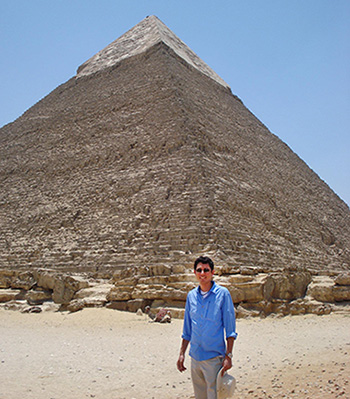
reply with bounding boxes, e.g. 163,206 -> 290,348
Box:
204,298 -> 222,323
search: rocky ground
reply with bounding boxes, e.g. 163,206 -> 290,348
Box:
0,308 -> 349,399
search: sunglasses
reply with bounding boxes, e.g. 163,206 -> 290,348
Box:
195,268 -> 211,273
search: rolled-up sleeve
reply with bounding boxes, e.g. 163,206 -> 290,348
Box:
182,295 -> 192,341
222,289 -> 238,340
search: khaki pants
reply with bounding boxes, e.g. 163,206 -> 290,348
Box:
191,356 -> 223,399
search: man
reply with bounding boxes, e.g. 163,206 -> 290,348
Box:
177,256 -> 237,399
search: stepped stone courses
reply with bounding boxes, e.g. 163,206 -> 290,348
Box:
0,16 -> 349,317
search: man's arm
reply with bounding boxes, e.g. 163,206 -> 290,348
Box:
221,336 -> 235,375
177,338 -> 190,372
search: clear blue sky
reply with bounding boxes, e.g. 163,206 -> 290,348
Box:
1,1 -> 349,206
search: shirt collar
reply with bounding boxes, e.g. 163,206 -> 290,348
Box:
196,281 -> 217,295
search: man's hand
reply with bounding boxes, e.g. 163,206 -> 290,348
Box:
221,356 -> 232,376
177,354 -> 187,372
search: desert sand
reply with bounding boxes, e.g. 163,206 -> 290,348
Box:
0,308 -> 349,399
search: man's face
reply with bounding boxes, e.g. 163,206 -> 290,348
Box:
194,262 -> 214,285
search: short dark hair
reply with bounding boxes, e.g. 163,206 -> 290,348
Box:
194,256 -> 214,271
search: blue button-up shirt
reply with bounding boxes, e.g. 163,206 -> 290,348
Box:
182,281 -> 237,361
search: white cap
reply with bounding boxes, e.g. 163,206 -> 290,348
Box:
216,368 -> 236,399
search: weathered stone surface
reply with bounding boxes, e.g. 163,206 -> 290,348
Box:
333,286 -> 350,301
138,276 -> 170,285
171,265 -> 187,274
240,266 -> 260,276
77,15 -> 230,88
52,275 -> 90,304
0,289 -> 22,303
25,289 -> 52,305
107,286 -> 134,301
335,273 -> 350,286
107,299 -> 149,313
74,283 -> 113,300
0,270 -> 18,288
269,272 -> 312,300
33,269 -> 59,291
67,297 -> 107,312
236,304 -> 261,318
67,283 -> 114,312
0,300 -> 28,311
12,271 -> 36,290
168,274 -> 197,284
302,298 -> 332,315
222,274 -> 273,303
215,265 -> 240,276
0,16 -> 349,281
307,276 -> 335,302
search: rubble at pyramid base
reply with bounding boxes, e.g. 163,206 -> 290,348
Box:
1,266 -> 350,317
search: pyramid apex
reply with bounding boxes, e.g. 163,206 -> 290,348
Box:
76,16 -> 230,89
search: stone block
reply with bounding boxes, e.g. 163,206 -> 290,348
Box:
307,276 -> 335,302
138,276 -> 170,285
74,283 -> 113,300
168,274 -> 197,283
12,271 -> 36,290
335,273 -> 350,286
107,286 -> 134,301
52,275 -> 89,304
34,269 -> 59,290
106,299 -> 148,312
0,270 -> 19,289
25,290 -> 52,305
226,274 -> 271,303
269,271 -> 312,300
333,285 -> 350,301
0,289 -> 22,303
171,265 -> 186,274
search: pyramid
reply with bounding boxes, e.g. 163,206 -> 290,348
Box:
0,15 -> 349,276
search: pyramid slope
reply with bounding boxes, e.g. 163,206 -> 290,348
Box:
0,41 -> 349,274
77,15 -> 229,89
0,17 -> 349,275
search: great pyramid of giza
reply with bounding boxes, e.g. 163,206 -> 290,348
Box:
1,15 -> 349,279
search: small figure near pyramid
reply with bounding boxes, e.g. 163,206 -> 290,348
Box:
177,256 -> 237,399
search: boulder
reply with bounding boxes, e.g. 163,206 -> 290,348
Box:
225,274 -> 272,303
67,283 -> 114,312
107,299 -> 149,312
335,273 -> 350,286
235,304 -> 260,318
25,289 -> 52,305
240,266 -> 259,276
215,265 -> 240,276
0,270 -> 18,288
302,298 -> 332,315
0,289 -> 22,303
74,283 -> 113,300
0,300 -> 28,311
52,275 -> 89,304
333,285 -> 350,301
107,285 -> 134,301
67,296 -> 108,312
33,269 -> 59,290
171,265 -> 187,274
307,276 -> 335,302
132,284 -> 169,300
269,272 -> 312,300
12,271 -> 36,290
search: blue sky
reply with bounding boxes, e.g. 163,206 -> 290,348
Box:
1,1 -> 349,206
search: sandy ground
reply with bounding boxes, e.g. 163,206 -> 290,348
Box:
0,308 -> 349,399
